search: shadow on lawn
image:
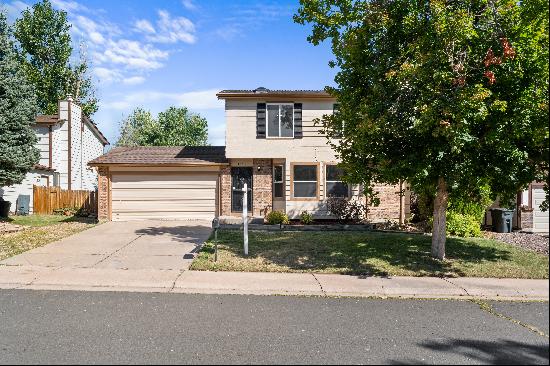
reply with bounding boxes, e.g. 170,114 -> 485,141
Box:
214,231 -> 512,277
389,338 -> 549,365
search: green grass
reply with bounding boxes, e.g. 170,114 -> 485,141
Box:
190,230 -> 549,279
2,214 -> 82,227
1,215 -> 98,261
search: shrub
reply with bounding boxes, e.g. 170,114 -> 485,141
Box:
326,197 -> 366,223
300,211 -> 313,225
446,211 -> 482,237
266,210 -> 289,225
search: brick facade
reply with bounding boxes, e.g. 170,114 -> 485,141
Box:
252,159 -> 273,217
220,166 -> 232,216
366,183 -> 403,220
97,166 -> 110,220
219,160 -> 273,218
520,208 -> 533,230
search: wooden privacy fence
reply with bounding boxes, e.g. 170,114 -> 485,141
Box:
33,185 -> 97,215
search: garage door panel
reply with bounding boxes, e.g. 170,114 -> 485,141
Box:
111,172 -> 217,221
112,200 -> 216,211
112,189 -> 215,200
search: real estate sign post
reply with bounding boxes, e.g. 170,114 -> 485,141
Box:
242,183 -> 249,256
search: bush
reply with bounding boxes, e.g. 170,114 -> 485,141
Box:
446,211 -> 482,237
326,197 -> 366,223
300,211 -> 313,225
266,210 -> 289,225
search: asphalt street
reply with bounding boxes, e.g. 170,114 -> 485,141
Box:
0,290 -> 548,364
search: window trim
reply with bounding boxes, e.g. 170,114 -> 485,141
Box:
324,163 -> 350,199
290,162 -> 320,201
266,103 -> 294,138
273,165 -> 285,200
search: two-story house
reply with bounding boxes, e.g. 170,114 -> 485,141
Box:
0,96 -> 109,214
90,88 -> 407,222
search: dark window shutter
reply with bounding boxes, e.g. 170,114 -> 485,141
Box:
294,103 -> 302,139
256,103 -> 266,138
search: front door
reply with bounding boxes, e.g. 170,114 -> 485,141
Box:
231,167 -> 253,213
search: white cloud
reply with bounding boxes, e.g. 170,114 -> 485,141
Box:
122,76 -> 146,85
93,67 -> 122,84
3,1 -> 29,22
134,19 -> 155,34
103,89 -> 223,111
181,0 -> 196,11
140,10 -> 196,44
93,39 -> 168,70
51,0 -> 88,12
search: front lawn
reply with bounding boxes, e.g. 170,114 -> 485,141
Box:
0,215 -> 98,261
190,230 -> 549,279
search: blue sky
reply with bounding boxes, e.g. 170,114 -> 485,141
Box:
4,0 -> 336,146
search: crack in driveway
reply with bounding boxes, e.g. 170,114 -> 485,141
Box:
91,234 -> 145,267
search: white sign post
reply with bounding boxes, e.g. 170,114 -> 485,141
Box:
242,182 -> 249,256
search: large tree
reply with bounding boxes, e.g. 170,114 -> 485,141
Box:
116,107 -> 209,147
295,0 -> 549,259
0,12 -> 39,189
14,0 -> 98,115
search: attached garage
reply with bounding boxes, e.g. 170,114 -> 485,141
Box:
111,172 -> 218,221
89,146 -> 228,221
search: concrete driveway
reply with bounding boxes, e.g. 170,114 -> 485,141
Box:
1,220 -> 212,271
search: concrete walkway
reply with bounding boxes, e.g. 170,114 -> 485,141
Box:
0,266 -> 547,300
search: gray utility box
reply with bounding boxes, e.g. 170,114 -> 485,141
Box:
490,208 -> 514,233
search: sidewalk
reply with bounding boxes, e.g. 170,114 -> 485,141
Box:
0,265 -> 547,301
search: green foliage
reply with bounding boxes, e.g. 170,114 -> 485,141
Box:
14,0 -> 98,115
326,197 -> 366,223
0,12 -> 39,187
299,211 -> 314,225
448,184 -> 493,223
446,212 -> 482,238
266,211 -> 289,225
116,106 -> 209,147
295,0 -> 549,245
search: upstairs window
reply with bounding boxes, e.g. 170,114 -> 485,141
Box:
326,165 -> 349,198
267,103 -> 294,138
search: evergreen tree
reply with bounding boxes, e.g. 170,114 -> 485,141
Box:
0,12 -> 39,188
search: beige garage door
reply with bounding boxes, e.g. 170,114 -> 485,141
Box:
111,173 -> 217,221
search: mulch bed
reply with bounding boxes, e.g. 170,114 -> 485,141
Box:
483,231 -> 549,256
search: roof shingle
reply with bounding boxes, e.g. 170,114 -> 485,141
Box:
89,146 -> 228,166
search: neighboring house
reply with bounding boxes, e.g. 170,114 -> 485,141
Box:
90,88 -> 409,222
0,96 -> 109,214
484,182 -> 549,233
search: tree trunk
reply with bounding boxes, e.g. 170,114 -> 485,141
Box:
431,177 -> 449,260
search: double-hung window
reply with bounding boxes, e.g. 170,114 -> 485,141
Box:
267,103 -> 294,138
326,165 -> 349,198
292,164 -> 318,198
273,165 -> 284,199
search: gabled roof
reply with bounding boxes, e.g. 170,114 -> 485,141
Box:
216,88 -> 334,99
34,113 -> 109,146
82,115 -> 109,146
89,146 -> 228,166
